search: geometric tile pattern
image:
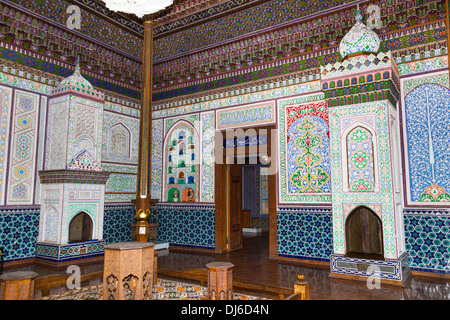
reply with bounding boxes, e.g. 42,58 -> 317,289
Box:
151,119 -> 163,200
35,240 -> 105,263
0,208 -> 40,262
6,90 -> 40,205
0,85 -> 13,205
102,204 -> 134,244
157,204 -> 215,250
404,212 -> 450,274
277,207 -> 333,262
200,111 -> 215,203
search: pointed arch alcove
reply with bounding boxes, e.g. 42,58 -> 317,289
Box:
345,206 -> 383,260
68,211 -> 93,243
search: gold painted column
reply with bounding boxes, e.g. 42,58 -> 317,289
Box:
135,21 -> 154,242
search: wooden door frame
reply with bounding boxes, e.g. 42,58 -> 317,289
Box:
214,125 -> 277,258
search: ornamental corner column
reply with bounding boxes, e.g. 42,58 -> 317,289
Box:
135,21 -> 154,242
447,0 -> 450,84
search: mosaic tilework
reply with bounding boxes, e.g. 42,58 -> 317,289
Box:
35,240 -> 105,263
330,252 -> 410,282
216,101 -> 276,130
200,111 -> 215,203
0,85 -> 13,205
102,204 -> 134,244
278,93 -> 331,204
6,90 -> 40,205
151,119 -> 163,200
105,174 -> 137,194
0,207 -> 40,262
277,207 -> 333,262
401,72 -> 450,204
404,212 -> 450,274
329,101 -> 399,259
102,111 -> 140,164
34,95 -> 47,204
157,204 -> 215,250
346,126 -> 376,192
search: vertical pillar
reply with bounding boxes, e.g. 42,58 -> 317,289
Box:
447,0 -> 450,79
206,262 -> 234,300
136,21 -> 154,241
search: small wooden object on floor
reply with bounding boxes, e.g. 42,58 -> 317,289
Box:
206,262 -> 234,300
103,242 -> 154,300
0,271 -> 38,300
294,273 -> 309,300
242,210 -> 251,228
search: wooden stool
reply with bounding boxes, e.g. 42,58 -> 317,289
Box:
0,271 -> 38,300
103,242 -> 154,300
206,262 -> 234,300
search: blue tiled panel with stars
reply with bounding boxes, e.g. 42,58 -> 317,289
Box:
277,207 -> 333,262
157,204 -> 215,250
404,210 -> 450,274
0,207 -> 40,262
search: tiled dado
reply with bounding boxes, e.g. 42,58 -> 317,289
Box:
277,207 -> 333,262
35,240 -> 105,263
0,208 -> 40,262
157,204 -> 215,250
404,210 -> 450,274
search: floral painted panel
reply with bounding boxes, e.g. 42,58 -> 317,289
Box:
404,81 -> 450,203
346,126 -> 375,192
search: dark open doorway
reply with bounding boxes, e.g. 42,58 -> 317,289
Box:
214,125 -> 277,257
345,206 -> 384,260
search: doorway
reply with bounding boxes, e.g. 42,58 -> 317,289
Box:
214,125 -> 277,257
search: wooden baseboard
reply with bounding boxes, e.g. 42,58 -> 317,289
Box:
34,256 -> 104,268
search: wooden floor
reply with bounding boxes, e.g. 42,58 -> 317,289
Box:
4,232 -> 450,300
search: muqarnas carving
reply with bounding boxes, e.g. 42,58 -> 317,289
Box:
164,121 -> 199,202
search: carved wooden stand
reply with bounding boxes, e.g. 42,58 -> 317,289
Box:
206,262 -> 234,300
0,271 -> 38,300
103,242 -> 154,300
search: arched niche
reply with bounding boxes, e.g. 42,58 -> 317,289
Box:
345,206 -> 384,260
68,211 -> 93,243
109,123 -> 131,159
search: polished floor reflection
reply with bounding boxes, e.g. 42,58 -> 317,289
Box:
4,232 -> 450,300
158,232 -> 450,300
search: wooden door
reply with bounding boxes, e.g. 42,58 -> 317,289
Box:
228,164 -> 243,251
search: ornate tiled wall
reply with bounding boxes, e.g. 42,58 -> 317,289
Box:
400,71 -> 450,205
103,203 -> 134,244
157,204 -> 215,250
0,207 -> 40,262
277,207 -> 333,262
404,210 -> 450,274
278,93 -> 331,204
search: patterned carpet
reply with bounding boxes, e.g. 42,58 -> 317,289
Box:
38,278 -> 268,300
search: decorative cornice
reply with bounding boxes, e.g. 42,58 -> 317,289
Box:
39,169 -> 110,185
